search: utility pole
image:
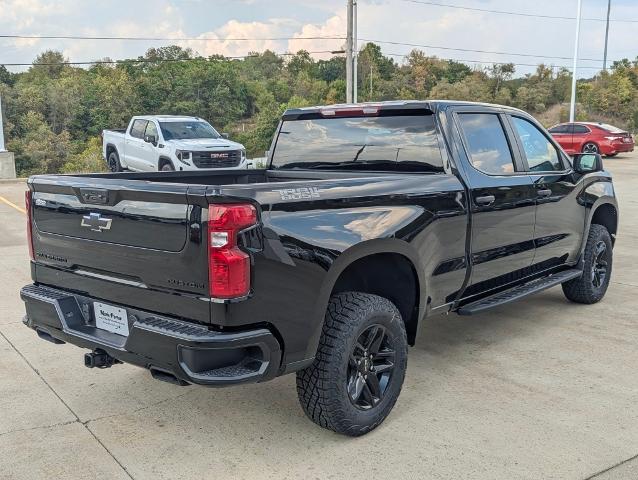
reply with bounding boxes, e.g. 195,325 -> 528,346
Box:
569,0 -> 583,123
346,0 -> 354,104
603,0 -> 611,71
353,0 -> 358,103
0,94 -> 5,152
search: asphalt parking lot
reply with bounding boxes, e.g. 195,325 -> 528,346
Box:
1,154 -> 637,480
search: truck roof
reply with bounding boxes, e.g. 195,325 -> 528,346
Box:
132,115 -> 205,123
282,100 -> 528,120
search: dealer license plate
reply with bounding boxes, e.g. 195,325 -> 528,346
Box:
94,302 -> 129,337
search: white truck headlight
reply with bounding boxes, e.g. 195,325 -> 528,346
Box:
175,150 -> 192,165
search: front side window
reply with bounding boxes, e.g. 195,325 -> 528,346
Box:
145,121 -> 158,139
271,114 -> 445,172
159,121 -> 220,140
549,125 -> 568,134
458,113 -> 515,175
511,116 -> 563,172
130,120 -> 148,139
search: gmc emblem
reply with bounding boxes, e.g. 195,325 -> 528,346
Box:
210,153 -> 228,159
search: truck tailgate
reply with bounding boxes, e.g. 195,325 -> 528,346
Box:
28,175 -> 210,323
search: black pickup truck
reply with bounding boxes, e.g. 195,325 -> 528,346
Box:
21,101 -> 618,436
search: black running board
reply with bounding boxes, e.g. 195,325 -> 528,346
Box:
457,269 -> 582,315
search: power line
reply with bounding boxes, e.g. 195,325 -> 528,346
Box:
0,50 -> 344,67
360,38 -> 604,62
382,52 -> 608,71
399,0 -> 638,23
0,34 -> 345,42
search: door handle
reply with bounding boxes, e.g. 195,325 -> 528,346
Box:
537,189 -> 552,197
475,195 -> 496,206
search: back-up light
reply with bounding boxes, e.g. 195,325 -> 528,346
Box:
208,203 -> 257,299
25,190 -> 34,260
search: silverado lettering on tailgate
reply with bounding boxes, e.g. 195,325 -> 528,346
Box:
273,187 -> 321,201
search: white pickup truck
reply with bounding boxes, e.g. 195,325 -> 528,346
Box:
102,115 -> 248,172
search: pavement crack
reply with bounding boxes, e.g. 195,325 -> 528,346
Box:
0,420 -> 78,438
83,389 -> 195,426
0,330 -> 135,480
584,453 -> 638,479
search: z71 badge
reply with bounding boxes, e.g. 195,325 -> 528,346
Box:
274,187 -> 321,201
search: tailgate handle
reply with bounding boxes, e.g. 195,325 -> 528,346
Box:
80,188 -> 109,205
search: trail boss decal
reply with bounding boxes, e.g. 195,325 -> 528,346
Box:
274,187 -> 321,201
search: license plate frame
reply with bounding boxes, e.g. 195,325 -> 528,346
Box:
93,302 -> 129,337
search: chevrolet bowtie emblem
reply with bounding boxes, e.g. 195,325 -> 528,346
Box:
81,213 -> 112,232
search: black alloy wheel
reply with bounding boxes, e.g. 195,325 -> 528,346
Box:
591,240 -> 609,288
347,324 -> 396,410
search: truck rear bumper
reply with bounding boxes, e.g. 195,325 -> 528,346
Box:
20,284 -> 282,386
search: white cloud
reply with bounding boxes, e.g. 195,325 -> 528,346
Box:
288,12 -> 346,59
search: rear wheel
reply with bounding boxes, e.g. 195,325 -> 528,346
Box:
296,292 -> 408,436
562,224 -> 612,304
107,151 -> 122,172
582,142 -> 599,154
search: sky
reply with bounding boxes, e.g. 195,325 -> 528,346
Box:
1,0 -> 638,77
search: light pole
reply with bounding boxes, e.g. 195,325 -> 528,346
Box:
603,0 -> 611,71
569,0 -> 583,123
353,0 -> 358,103
346,0 -> 354,103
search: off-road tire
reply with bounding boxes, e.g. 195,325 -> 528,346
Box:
562,224 -> 613,304
107,151 -> 123,172
296,292 -> 408,436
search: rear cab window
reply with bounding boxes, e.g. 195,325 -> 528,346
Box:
271,114 -> 445,172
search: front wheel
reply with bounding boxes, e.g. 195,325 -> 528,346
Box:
296,292 -> 408,436
582,142 -> 599,154
160,162 -> 175,172
562,224 -> 613,304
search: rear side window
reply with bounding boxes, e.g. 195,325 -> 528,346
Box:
573,125 -> 590,134
511,116 -> 563,172
458,113 -> 515,175
271,115 -> 445,172
130,120 -> 148,139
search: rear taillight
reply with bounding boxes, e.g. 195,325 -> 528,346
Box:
207,204 -> 257,299
25,190 -> 34,260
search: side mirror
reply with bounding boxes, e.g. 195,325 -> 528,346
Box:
221,132 -> 230,139
573,153 -> 603,174
144,134 -> 157,146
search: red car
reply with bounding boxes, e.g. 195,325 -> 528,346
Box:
548,122 -> 634,157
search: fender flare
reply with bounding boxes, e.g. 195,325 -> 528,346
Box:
301,238 -> 426,362
578,180 -> 618,261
